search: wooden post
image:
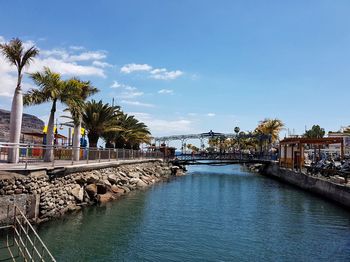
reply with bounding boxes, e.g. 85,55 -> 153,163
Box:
299,143 -> 303,172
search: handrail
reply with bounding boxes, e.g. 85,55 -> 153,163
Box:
0,204 -> 56,261
0,143 -> 164,169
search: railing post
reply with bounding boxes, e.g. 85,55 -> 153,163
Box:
131,149 -> 134,159
86,148 -> 89,164
52,145 -> 55,167
71,147 -> 74,166
123,148 -> 125,159
116,149 -> 118,160
98,149 -> 101,163
25,145 -> 29,170
108,149 -> 111,161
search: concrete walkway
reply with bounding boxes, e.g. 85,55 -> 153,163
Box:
0,158 -> 163,172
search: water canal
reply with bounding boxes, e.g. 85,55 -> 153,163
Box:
38,165 -> 350,261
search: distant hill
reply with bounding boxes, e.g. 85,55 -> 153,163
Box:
0,109 -> 45,142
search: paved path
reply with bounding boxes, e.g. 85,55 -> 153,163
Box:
0,158 -> 162,172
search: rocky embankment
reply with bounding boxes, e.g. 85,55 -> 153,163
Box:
0,161 -> 185,223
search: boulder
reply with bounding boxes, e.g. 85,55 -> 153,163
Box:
102,179 -> 112,187
118,172 -> 127,177
111,185 -> 125,195
70,186 -> 84,202
107,174 -> 118,184
85,184 -> 97,198
127,172 -> 140,178
98,192 -> 116,203
86,174 -> 100,184
129,178 -> 139,184
136,179 -> 147,188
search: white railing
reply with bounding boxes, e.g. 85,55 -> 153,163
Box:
0,142 -> 164,169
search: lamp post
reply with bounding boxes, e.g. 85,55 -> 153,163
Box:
234,127 -> 240,154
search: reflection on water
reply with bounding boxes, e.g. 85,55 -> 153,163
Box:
38,165 -> 350,261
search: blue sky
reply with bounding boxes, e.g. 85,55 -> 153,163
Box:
0,0 -> 350,142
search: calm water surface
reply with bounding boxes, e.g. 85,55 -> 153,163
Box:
38,165 -> 350,261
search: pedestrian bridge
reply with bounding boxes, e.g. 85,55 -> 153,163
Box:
170,153 -> 277,165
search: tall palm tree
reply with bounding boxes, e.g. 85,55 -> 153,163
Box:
64,78 -> 98,161
255,118 -> 284,153
82,100 -> 121,148
107,113 -> 151,149
256,118 -> 284,143
0,38 -> 39,163
24,67 -> 80,162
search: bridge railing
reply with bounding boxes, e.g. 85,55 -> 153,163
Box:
174,152 -> 278,161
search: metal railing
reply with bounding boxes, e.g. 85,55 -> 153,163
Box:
0,142 -> 164,169
0,204 -> 55,261
174,152 -> 278,161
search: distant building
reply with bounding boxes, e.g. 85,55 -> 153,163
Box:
0,109 -> 45,143
328,131 -> 350,155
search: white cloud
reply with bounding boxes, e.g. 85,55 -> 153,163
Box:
150,70 -> 183,80
120,63 -> 152,74
68,51 -> 106,62
110,81 -> 122,88
129,112 -> 194,135
29,57 -> 105,77
110,80 -> 143,98
92,61 -> 112,68
188,113 -> 197,116
158,89 -> 174,94
121,100 -> 155,107
207,113 -> 216,117
0,36 -> 108,98
120,63 -> 183,80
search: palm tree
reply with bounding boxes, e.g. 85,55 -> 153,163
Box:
64,78 -> 99,161
82,100 -> 121,148
109,113 -> 151,149
24,67 -> 80,162
0,38 -> 39,163
256,118 -> 284,143
255,118 -> 284,154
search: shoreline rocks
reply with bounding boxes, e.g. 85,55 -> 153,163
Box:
0,161 -> 186,224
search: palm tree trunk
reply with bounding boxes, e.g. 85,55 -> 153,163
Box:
72,120 -> 81,161
8,73 -> 23,163
44,100 -> 57,162
88,133 -> 98,148
8,88 -> 23,163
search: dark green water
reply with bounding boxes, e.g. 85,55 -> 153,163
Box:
37,165 -> 350,261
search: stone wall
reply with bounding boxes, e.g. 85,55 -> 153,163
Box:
0,109 -> 44,142
0,160 -> 185,223
262,162 -> 350,209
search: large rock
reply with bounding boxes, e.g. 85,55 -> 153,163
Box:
70,186 -> 84,202
129,178 -> 139,184
127,172 -> 140,178
98,192 -> 115,203
86,174 -> 100,184
85,184 -> 97,198
136,179 -> 147,188
111,185 -> 125,195
107,174 -> 118,184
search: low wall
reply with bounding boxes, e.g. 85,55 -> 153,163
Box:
262,162 -> 350,208
0,160 -> 185,223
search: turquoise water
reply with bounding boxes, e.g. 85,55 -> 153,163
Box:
38,165 -> 350,261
